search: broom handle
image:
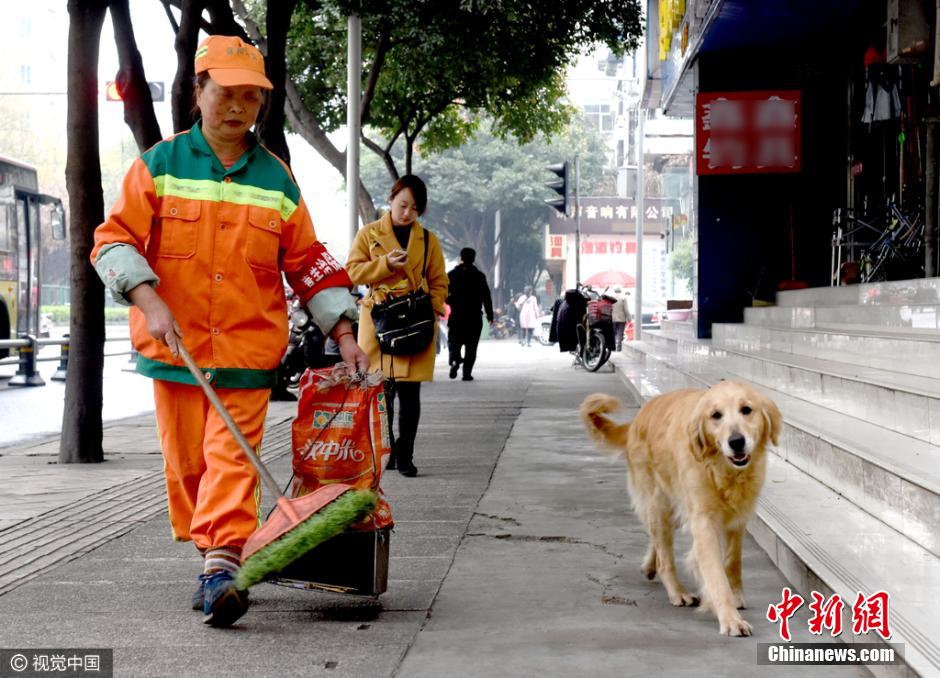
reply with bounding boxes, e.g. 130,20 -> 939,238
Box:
177,344 -> 287,502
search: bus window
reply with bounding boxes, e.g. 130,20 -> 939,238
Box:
50,203 -> 65,241
0,202 -> 10,253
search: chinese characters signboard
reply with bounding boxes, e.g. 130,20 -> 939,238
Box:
548,196 -> 682,236
696,90 -> 801,175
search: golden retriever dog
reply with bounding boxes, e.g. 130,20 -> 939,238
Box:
581,381 -> 781,637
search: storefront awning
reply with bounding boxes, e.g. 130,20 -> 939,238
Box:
655,0 -> 862,116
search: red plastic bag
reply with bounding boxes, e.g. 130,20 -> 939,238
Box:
290,366 -> 393,530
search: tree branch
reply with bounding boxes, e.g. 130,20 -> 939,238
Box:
230,0 -> 265,45
360,23 -> 390,125
285,80 -> 346,174
362,133 -> 399,180
205,0 -> 248,38
159,0 -> 179,34
170,0 -> 204,133
162,0 -> 212,35
110,0 -> 162,151
259,0 -> 298,163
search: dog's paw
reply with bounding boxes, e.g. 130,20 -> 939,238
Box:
719,616 -> 752,637
641,557 -> 657,580
669,591 -> 700,607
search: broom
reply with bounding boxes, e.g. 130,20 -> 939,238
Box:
178,344 -> 377,591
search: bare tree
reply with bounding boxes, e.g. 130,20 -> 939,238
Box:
61,0 -> 111,463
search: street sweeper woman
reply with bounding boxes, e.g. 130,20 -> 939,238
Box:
346,175 -> 448,477
91,35 -> 368,628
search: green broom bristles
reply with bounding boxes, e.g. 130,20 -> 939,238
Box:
235,489 -> 378,590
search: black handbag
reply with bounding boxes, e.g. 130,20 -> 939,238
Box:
371,229 -> 436,356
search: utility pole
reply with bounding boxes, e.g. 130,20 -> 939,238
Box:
575,155 -> 581,285
346,6 -> 361,246
635,109 -> 645,341
494,209 -> 502,307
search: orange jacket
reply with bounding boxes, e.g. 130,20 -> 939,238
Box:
92,124 -> 351,388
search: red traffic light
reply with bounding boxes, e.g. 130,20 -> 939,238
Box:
105,81 -> 123,101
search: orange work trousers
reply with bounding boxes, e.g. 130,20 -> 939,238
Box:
153,379 -> 270,553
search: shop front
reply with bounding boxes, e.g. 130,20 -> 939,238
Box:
645,0 -> 937,337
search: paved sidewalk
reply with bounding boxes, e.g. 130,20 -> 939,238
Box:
0,343 -> 861,677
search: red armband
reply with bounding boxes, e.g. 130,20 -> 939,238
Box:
284,242 -> 353,304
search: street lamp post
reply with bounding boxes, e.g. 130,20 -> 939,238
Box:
347,7 -> 361,246
574,155 -> 581,286
635,109 -> 645,341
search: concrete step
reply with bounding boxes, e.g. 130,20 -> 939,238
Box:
705,342 -> 940,447
611,346 -> 940,678
712,323 -> 940,380
745,304 -> 940,334
776,277 -> 940,308
625,333 -> 940,558
658,318 -> 696,338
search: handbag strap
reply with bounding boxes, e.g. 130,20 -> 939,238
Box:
420,228 -> 429,289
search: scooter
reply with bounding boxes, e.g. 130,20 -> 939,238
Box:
271,290 -> 341,401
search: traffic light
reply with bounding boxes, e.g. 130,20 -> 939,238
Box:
104,80 -> 165,102
148,81 -> 165,102
105,81 -> 123,101
544,161 -> 569,216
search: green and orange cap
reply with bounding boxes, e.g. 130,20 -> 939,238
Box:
194,35 -> 273,90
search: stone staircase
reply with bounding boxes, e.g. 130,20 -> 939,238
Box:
612,278 -> 940,678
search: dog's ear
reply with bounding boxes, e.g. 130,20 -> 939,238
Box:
761,397 -> 783,446
688,401 -> 709,461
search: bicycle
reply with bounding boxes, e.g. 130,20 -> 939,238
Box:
857,201 -> 924,282
831,198 -> 925,284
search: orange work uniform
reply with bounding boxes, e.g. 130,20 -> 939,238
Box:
92,123 -> 353,553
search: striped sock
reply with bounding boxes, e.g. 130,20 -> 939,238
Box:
203,548 -> 241,575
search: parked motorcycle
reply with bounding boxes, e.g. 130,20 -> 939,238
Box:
490,312 -> 517,340
577,287 -> 615,372
271,288 -> 342,401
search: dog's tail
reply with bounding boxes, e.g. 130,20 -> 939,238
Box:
580,393 -> 630,456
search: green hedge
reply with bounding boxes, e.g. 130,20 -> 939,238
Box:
42,305 -> 130,324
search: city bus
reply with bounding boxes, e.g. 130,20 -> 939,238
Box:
0,156 -> 65,358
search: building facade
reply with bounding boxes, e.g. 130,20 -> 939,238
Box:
644,0 -> 938,337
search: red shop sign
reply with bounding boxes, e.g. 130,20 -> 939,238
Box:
696,90 -> 800,175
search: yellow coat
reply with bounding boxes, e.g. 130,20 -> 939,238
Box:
346,213 -> 448,381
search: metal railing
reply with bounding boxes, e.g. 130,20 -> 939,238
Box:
0,334 -> 134,387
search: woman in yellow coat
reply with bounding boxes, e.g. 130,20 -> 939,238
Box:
346,175 -> 448,476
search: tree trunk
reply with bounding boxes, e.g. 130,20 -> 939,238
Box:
205,0 -> 245,36
405,134 -> 414,175
171,0 -> 204,133
61,0 -> 110,464
256,0 -> 299,164
283,79 -> 378,223
110,0 -> 162,152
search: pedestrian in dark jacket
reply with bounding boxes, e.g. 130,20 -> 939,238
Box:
446,248 -> 494,381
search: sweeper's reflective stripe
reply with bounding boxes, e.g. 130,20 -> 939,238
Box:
153,173 -> 299,221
